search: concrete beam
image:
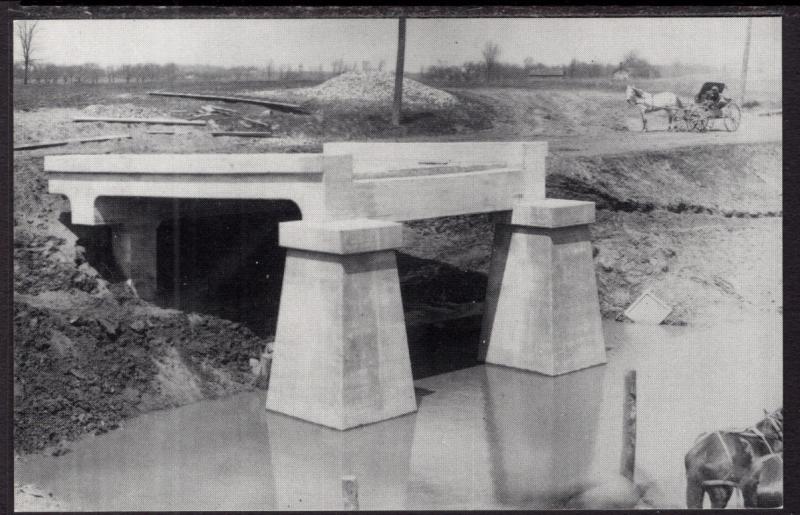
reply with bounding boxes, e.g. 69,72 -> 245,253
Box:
510,199 -> 595,227
481,199 -> 606,375
279,218 -> 403,254
323,141 -> 544,176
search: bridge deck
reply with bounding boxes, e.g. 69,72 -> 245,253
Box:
46,141 -> 546,224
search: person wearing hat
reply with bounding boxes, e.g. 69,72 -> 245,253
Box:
704,85 -> 721,109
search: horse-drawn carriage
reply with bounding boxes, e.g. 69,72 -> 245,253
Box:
676,82 -> 742,132
626,82 -> 742,133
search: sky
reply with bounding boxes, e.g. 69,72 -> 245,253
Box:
14,17 -> 781,78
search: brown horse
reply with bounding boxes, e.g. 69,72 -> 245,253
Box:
741,452 -> 783,508
684,408 -> 783,509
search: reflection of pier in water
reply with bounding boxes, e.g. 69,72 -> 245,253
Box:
266,410 -> 416,510
404,363 -> 605,509
482,364 -> 605,508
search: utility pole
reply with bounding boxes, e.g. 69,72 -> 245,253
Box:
392,17 -> 406,127
740,18 -> 752,106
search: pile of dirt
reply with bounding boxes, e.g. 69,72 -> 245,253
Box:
253,71 -> 459,109
14,288 -> 272,454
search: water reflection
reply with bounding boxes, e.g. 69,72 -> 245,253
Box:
482,364 -> 605,508
15,318 -> 781,511
266,411 -> 416,510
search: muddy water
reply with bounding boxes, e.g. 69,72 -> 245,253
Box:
15,317 -> 781,511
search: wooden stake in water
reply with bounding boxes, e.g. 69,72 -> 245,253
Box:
343,475 -> 359,510
620,370 -> 637,481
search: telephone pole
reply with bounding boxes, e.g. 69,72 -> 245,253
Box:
392,17 -> 407,127
740,18 -> 752,106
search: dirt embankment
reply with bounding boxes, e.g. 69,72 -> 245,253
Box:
14,128 -> 275,455
403,142 -> 782,324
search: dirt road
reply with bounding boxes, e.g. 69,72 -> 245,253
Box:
549,113 -> 781,157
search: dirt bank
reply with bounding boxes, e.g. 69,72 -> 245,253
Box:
548,143 -> 781,216
14,287 -> 270,454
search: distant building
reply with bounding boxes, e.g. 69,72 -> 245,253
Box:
527,68 -> 565,79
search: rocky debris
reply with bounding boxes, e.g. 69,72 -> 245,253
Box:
253,71 -> 459,109
14,225 -> 104,296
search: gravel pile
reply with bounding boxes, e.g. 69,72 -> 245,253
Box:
255,71 -> 458,109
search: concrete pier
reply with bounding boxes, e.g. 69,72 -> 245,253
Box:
266,218 -> 417,429
110,220 -> 160,300
481,199 -> 607,375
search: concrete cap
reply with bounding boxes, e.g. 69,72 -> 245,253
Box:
280,218 -> 404,254
511,198 -> 595,228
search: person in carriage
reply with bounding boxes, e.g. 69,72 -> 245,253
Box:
701,84 -> 729,114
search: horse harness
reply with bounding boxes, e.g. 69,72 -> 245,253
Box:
698,415 -> 783,488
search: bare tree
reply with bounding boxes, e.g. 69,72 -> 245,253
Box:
482,41 -> 500,82
17,21 -> 39,85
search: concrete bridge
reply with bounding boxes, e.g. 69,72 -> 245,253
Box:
46,141 -> 606,430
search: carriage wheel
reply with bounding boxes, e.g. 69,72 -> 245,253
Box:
687,110 -> 707,132
724,102 -> 742,132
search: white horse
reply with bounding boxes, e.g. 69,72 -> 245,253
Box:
626,85 -> 684,132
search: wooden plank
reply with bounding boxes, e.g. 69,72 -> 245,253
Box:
342,476 -> 359,510
211,131 -> 274,138
15,134 -> 132,151
73,116 -> 206,126
240,116 -> 271,129
146,129 -> 175,135
620,370 -> 637,481
148,91 -> 312,115
44,153 -> 325,175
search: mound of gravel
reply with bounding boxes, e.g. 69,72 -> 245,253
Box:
256,71 -> 458,109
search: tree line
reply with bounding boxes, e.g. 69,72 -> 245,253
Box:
421,44 -> 714,83
13,62 -> 343,85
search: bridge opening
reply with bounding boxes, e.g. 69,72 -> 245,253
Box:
156,199 -> 302,336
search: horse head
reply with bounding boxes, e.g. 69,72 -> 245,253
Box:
625,85 -> 637,105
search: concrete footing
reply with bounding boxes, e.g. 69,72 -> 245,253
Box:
266,218 -> 417,430
110,220 -> 159,301
481,199 -> 607,375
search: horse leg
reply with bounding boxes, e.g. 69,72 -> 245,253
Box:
685,479 -> 705,509
640,110 -> 648,132
667,110 -> 674,131
742,481 -> 759,508
707,485 -> 734,509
